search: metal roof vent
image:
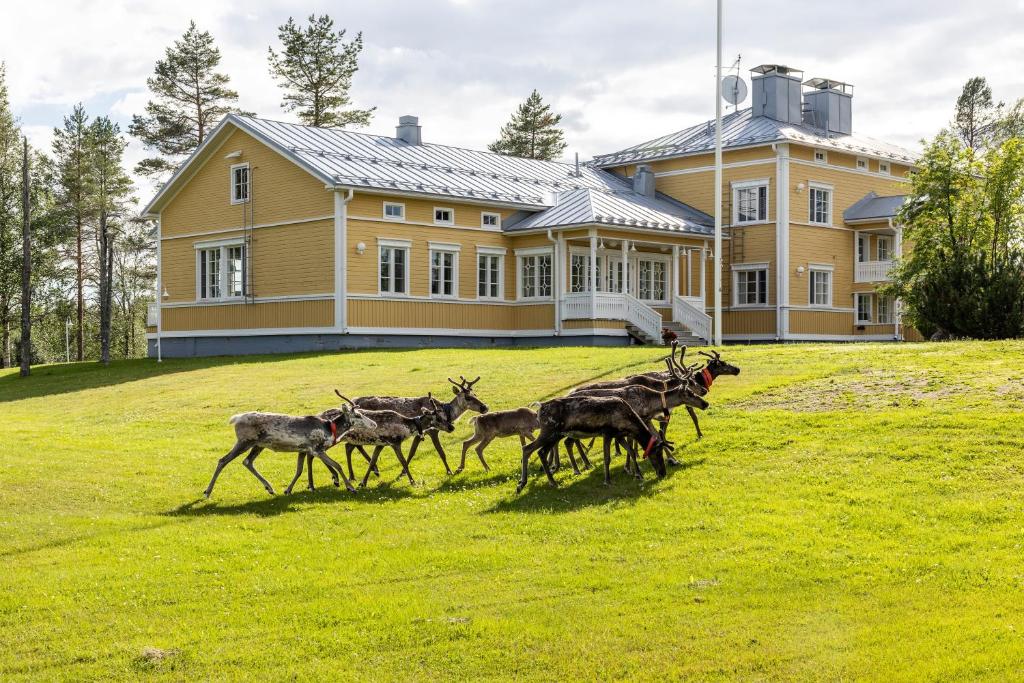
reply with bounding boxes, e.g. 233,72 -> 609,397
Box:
750,64 -> 804,124
802,78 -> 854,136
396,115 -> 422,145
633,164 -> 656,198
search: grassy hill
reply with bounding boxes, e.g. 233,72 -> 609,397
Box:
1,342 -> 1023,680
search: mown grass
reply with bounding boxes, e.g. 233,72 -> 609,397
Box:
1,342 -> 1023,681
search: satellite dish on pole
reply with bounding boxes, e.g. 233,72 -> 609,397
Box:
722,75 -> 748,107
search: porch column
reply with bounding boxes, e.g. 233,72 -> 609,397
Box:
621,239 -> 629,296
556,232 -> 566,334
671,245 -> 680,300
700,243 -> 707,307
589,231 -> 598,316
687,249 -> 693,297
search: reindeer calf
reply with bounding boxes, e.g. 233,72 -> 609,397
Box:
458,407 -> 540,473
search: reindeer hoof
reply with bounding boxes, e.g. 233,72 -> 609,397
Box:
454,467 -> 464,474
667,457 -> 681,467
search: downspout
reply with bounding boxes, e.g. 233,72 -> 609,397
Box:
547,228 -> 561,334
333,188 -> 354,334
156,213 -> 162,362
773,142 -> 790,341
890,217 -> 903,341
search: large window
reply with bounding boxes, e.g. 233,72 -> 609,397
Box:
734,181 -> 768,224
197,241 -> 246,300
477,251 -> 503,299
809,268 -> 832,306
570,253 -> 605,293
877,236 -> 892,261
809,184 -> 832,225
379,241 -> 409,295
856,293 -> 873,324
230,164 -> 249,204
877,296 -> 894,324
636,258 -> 666,302
519,252 -> 552,299
734,267 -> 768,306
857,235 -> 867,263
429,246 -> 458,298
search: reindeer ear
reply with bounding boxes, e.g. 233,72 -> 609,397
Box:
452,386 -> 459,395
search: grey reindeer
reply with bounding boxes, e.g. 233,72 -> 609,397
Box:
457,406 -> 540,473
203,402 -> 376,499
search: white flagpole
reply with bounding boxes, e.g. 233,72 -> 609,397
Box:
713,0 -> 724,346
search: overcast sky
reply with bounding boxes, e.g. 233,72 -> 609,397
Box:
3,0 -> 1023,200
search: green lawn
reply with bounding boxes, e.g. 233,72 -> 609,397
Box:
1,342 -> 1023,681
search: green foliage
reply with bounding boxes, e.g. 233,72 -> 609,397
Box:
488,90 -> 568,161
267,14 -> 374,128
3,344 -> 1024,679
129,22 -> 245,179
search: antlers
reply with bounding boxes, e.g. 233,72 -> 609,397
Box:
698,350 -> 721,361
333,389 -> 356,407
447,375 -> 481,391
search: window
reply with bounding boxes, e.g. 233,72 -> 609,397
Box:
605,258 -> 623,293
877,236 -> 892,261
808,268 -> 832,306
809,184 -> 832,225
570,253 -> 604,293
477,250 -> 504,299
230,163 -> 249,204
429,245 -> 459,298
734,267 -> 768,306
856,157 -> 869,171
379,241 -> 410,295
519,252 -> 552,299
383,202 -> 405,221
856,293 -> 873,324
481,212 -> 501,229
878,296 -> 894,324
636,258 -> 666,302
197,241 -> 246,300
878,161 -> 891,175
734,181 -> 768,224
434,207 -> 454,226
857,235 -> 867,263
814,149 -> 827,164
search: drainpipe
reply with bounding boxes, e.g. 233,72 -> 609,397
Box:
156,213 -> 162,362
890,217 -> 903,341
333,188 -> 354,333
547,229 -> 561,334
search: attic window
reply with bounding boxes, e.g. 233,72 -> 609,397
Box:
856,157 -> 869,171
879,161 -> 891,175
814,150 -> 827,164
434,207 -> 454,226
230,163 -> 250,204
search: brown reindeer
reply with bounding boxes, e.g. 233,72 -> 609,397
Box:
458,406 -> 540,473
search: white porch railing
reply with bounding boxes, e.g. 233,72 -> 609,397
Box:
561,292 -> 662,342
147,303 -> 159,326
672,295 -> 711,342
855,260 -> 894,283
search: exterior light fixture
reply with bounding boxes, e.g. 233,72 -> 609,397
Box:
162,288 -> 169,298
356,241 -> 366,255
224,150 -> 242,160
796,182 -> 806,193
796,265 -> 806,276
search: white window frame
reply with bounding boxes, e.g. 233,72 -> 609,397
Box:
856,157 -> 869,171
230,163 -> 250,205
732,263 -> 769,307
378,238 -> 412,296
428,242 -> 460,299
433,207 -> 454,226
808,265 -> 833,307
515,247 -> 553,301
855,293 -> 873,324
732,179 -> 770,225
481,212 -> 502,229
476,246 -> 506,300
808,182 -> 833,226
195,237 -> 247,301
814,149 -> 828,164
877,236 -> 892,262
634,253 -> 670,304
383,201 -> 405,221
878,161 -> 891,175
877,296 -> 894,324
857,234 -> 867,263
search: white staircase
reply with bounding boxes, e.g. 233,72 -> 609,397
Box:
669,295 -> 711,346
561,292 -> 662,345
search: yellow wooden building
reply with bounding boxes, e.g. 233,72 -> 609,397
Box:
144,64 -> 918,357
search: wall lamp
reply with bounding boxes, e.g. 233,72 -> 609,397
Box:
355,242 -> 366,255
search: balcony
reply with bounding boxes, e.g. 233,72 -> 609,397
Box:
855,260 -> 894,283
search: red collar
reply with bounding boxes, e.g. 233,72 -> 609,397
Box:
329,421 -> 339,445
642,434 -> 658,459
701,367 -> 714,389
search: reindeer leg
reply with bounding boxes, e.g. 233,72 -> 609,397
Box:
406,434 -> 423,465
306,453 -> 317,490
357,445 -> 379,476
345,444 -> 356,481
459,434 -> 480,474
475,436 -> 494,471
321,451 -> 342,488
203,440 -> 252,498
653,419 -> 680,467
577,441 -> 593,470
687,406 -> 703,440
428,430 -> 454,475
242,446 -> 275,495
626,441 -> 644,481
316,450 -> 355,492
285,453 -> 305,495
392,442 -> 416,485
564,440 -> 582,476
602,438 -> 612,486
360,446 -> 385,488
538,444 -> 557,487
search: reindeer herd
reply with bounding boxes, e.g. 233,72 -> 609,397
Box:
202,343 -> 740,499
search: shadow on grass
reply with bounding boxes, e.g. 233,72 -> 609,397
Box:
485,457 -> 707,514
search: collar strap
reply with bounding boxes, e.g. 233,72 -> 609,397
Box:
329,420 -> 339,445
659,391 -> 670,421
642,434 -> 658,459
702,367 -> 714,389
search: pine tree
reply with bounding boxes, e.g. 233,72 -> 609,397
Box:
488,90 -> 567,161
954,77 -> 1001,150
267,14 -> 374,128
52,103 -> 94,360
0,63 -> 22,367
129,21 -> 245,179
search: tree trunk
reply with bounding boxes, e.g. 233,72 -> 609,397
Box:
99,208 -> 111,365
1,314 -> 10,368
76,212 -> 83,361
19,138 -> 30,377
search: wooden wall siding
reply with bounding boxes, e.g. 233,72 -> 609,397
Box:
161,220 -> 333,303
722,309 -> 776,335
614,146 -> 776,177
162,299 -> 333,331
348,194 -> 517,230
348,299 -> 554,330
789,310 -> 853,336
789,225 -> 854,306
789,145 -> 911,178
562,319 -> 626,330
161,128 -> 332,237
790,162 -> 906,230
654,164 -> 777,219
855,324 -> 897,337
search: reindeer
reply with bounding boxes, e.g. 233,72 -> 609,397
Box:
351,376 -> 488,476
203,403 -> 376,498
457,406 -> 540,473
517,396 -> 670,494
